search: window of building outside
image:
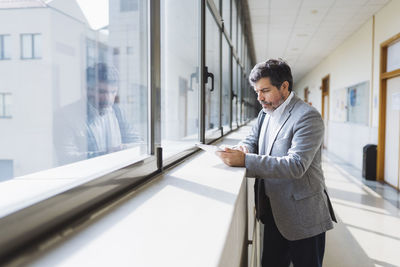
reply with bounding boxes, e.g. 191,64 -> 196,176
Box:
0,35 -> 11,59
21,34 -> 41,59
0,93 -> 12,118
0,0 -> 148,217
160,0 -> 199,159
120,0 -> 138,12
205,6 -> 221,137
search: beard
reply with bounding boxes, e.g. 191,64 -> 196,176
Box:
259,93 -> 286,114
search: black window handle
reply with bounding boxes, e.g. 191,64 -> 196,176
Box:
232,90 -> 237,100
204,66 -> 214,92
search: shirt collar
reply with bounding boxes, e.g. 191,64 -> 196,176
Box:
268,91 -> 294,119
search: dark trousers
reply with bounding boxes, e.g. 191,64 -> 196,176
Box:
261,199 -> 326,267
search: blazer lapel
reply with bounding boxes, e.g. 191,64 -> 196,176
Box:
266,95 -> 300,155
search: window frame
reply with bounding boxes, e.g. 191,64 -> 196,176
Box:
0,35 -> 11,60
20,33 -> 42,60
0,93 -> 12,119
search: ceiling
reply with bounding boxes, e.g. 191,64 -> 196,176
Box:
248,0 -> 390,83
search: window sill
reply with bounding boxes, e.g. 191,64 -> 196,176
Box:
0,148 -> 149,218
24,125 -> 253,266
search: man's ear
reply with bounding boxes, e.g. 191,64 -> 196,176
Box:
280,81 -> 290,95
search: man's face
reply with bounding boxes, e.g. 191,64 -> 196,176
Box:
254,77 -> 289,113
94,82 -> 118,110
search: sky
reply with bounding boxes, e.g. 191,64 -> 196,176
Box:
76,0 -> 109,30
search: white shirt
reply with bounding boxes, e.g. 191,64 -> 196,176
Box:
88,106 -> 122,152
258,92 -> 294,154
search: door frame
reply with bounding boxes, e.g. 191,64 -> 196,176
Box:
377,32 -> 400,189
321,75 -> 330,149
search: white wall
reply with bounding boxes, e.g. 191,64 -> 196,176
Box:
294,0 -> 400,170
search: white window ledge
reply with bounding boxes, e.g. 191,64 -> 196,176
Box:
26,126 -> 254,267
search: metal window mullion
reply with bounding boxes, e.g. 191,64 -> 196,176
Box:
219,20 -> 223,134
199,0 -> 206,144
229,41 -> 232,130
148,0 -> 161,155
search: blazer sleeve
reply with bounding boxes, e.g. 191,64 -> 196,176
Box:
238,110 -> 264,153
245,108 -> 324,179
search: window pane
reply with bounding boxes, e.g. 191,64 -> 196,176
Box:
232,0 -> 237,49
387,39 -> 400,72
222,0 -> 231,38
33,34 -> 42,58
232,59 -> 237,128
238,65 -> 242,124
21,34 -> 32,58
238,21 -> 242,60
222,36 -> 230,130
1,1 -> 148,181
161,0 -> 199,158
4,35 -> 11,59
205,7 -> 221,135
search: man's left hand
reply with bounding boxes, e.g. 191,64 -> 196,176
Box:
216,148 -> 246,167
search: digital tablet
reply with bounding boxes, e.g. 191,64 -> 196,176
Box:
196,144 -> 224,153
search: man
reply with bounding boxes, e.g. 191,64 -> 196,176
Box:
216,59 -> 336,267
54,63 -> 141,165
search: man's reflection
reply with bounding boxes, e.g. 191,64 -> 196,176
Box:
54,63 -> 141,165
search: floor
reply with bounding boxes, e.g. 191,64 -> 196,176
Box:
323,151 -> 400,267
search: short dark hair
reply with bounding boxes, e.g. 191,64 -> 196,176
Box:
248,59 -> 293,92
86,63 -> 119,88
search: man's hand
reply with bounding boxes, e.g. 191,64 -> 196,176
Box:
216,148 -> 246,167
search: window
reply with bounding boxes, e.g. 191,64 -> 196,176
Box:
0,0 -> 260,262
222,36 -> 231,132
387,39 -> 400,72
232,59 -> 238,128
0,35 -> 11,60
222,0 -> 231,38
0,93 -> 12,118
120,0 -> 138,12
20,34 -> 41,59
205,6 -> 221,138
232,0 -> 237,50
1,0 -> 148,205
160,0 -> 199,159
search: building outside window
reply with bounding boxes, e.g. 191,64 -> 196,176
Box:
20,33 -> 41,59
0,35 -> 11,60
0,93 -> 12,118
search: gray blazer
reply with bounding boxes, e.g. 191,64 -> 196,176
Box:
241,94 -> 336,241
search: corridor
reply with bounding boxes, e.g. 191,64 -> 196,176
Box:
323,152 -> 400,267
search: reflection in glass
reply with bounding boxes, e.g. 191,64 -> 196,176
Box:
161,0 -> 199,158
232,0 -> 237,49
232,59 -> 238,128
205,7 -> 221,134
0,0 -> 148,179
0,35 -> 11,59
222,0 -> 231,38
222,36 -> 231,130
